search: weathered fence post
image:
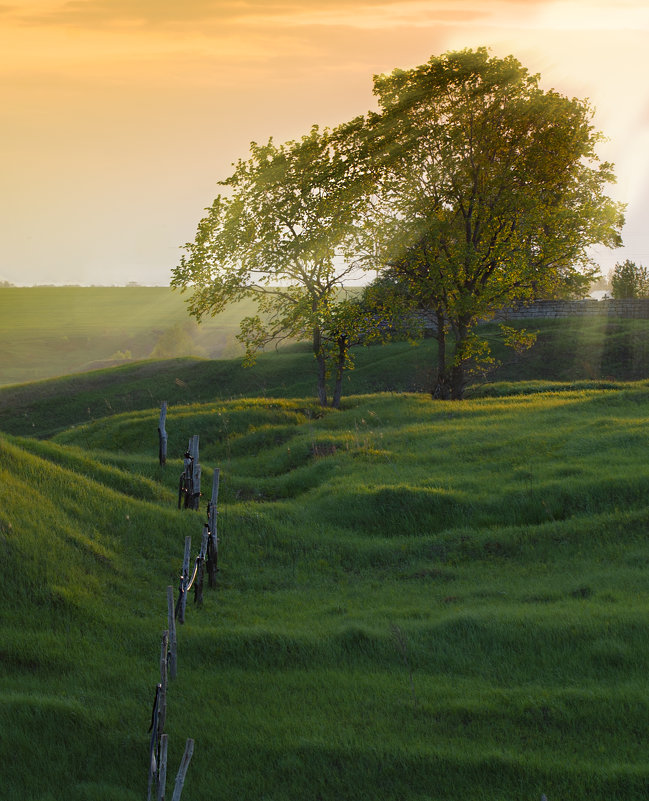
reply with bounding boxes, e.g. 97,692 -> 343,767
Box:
158,631 -> 168,735
157,734 -> 168,801
175,537 -> 192,624
194,526 -> 209,606
166,586 -> 177,679
189,435 -> 201,511
206,468 -> 220,588
171,739 -> 195,801
147,685 -> 160,801
158,402 -> 168,466
148,629 -> 170,800
148,598 -> 192,801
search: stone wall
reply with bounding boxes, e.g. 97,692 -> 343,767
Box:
496,298 -> 649,321
416,299 -> 649,333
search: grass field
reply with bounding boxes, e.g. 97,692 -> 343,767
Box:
0,286 -> 253,385
4,286 -> 649,391
3,347 -> 649,800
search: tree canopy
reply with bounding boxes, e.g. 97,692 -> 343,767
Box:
610,260 -> 649,299
352,48 -> 625,398
173,48 -> 625,403
171,125 -> 368,407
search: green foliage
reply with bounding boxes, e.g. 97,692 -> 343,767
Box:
149,320 -> 207,359
171,127 -> 369,407
354,47 -> 625,398
610,260 -> 649,299
172,47 -> 625,405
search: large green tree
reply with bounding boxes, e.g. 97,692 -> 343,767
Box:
171,125 -> 367,407
353,48 -> 625,398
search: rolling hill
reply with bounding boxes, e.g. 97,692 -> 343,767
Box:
3,351 -> 649,799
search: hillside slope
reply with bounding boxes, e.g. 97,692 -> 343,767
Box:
4,315 -> 649,439
0,340 -> 436,438
4,389 -> 649,800
0,433 -> 199,801
0,286 -> 254,386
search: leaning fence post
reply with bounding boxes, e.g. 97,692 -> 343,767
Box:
167,586 -> 177,679
158,402 -> 168,466
171,739 -> 195,801
207,468 -> 220,588
147,685 -> 160,801
157,734 -> 168,801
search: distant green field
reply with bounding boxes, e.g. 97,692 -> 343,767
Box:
0,287 -> 254,385
4,383 -> 649,800
4,287 -> 649,393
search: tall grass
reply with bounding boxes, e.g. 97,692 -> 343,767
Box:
3,384 -> 649,799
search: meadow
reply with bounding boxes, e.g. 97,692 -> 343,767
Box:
3,285 -> 649,391
2,336 -> 649,799
0,286 -> 252,386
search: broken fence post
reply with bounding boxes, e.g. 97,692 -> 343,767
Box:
171,739 -> 195,801
158,402 -> 168,466
148,631 -> 170,801
167,586 -> 177,679
147,685 -> 161,801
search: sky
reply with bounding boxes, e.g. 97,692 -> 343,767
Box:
1,0 -> 648,286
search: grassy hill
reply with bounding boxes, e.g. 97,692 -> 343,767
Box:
4,314 -> 649,438
3,361 -> 649,799
0,286 -> 254,386
4,285 -> 649,392
0,338 -> 439,438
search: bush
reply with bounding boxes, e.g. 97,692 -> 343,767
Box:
610,260 -> 649,299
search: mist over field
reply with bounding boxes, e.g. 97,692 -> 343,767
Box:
0,287 -> 251,386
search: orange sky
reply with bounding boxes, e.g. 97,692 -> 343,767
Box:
1,0 -> 647,285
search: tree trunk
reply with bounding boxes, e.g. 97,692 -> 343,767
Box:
449,361 -> 466,400
331,335 -> 347,409
432,310 -> 468,401
313,325 -> 328,406
447,320 -> 470,400
432,307 -> 451,399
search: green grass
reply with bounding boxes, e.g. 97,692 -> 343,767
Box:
0,338 -> 437,438
4,378 -> 649,799
0,286 -> 254,385
5,310 -> 649,438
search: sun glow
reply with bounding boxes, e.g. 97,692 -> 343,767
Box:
1,0 -> 648,285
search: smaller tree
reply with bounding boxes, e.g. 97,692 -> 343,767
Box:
171,126 -> 368,408
610,260 -> 649,299
318,282 -> 422,407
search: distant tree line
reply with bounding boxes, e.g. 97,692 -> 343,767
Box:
172,48 -> 625,403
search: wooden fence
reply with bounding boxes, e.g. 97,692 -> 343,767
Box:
146,404 -> 222,799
